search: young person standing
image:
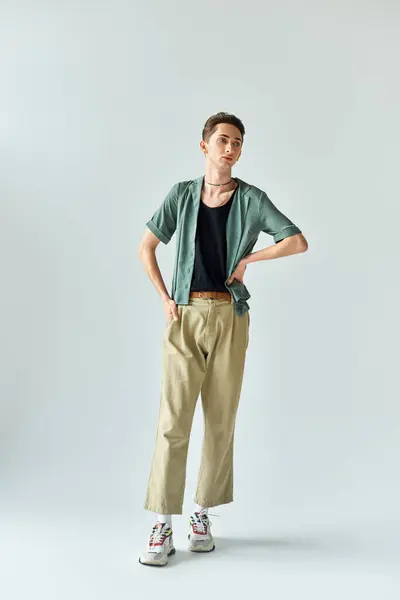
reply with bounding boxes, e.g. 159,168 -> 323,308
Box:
137,112 -> 308,566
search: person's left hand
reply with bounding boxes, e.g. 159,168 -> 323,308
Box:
227,260 -> 247,285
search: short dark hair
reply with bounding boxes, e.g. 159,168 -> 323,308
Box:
202,112 -> 245,144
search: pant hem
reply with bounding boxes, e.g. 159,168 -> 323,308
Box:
144,503 -> 183,515
193,497 -> 233,508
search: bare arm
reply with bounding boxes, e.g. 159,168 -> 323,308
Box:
227,233 -> 308,285
243,233 -> 308,266
138,229 -> 179,321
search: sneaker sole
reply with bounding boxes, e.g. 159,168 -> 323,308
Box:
138,547 -> 176,567
188,534 -> 215,553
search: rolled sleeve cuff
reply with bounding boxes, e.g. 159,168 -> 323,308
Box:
146,220 -> 171,245
273,225 -> 302,243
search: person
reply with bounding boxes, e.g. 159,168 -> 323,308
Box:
137,111 -> 308,566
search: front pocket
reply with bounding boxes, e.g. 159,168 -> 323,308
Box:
165,305 -> 181,329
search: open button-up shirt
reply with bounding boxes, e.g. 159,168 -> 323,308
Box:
146,175 -> 302,316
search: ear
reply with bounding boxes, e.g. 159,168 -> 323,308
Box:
199,139 -> 207,155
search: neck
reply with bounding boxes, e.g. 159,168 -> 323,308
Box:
203,164 -> 234,197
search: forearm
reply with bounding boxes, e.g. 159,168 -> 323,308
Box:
139,247 -> 170,302
242,234 -> 306,266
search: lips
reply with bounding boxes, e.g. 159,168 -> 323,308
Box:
222,156 -> 233,161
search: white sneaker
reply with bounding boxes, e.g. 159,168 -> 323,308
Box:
139,521 -> 176,567
188,510 -> 215,553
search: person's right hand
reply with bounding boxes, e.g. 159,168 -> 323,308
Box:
164,298 -> 179,325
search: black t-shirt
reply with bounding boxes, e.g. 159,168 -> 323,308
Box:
190,185 -> 238,293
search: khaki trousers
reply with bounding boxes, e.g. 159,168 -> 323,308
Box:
144,295 -> 250,514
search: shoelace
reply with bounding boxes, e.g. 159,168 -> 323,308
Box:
149,521 -> 169,547
191,510 -> 218,534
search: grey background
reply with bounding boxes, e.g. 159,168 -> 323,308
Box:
1,1 -> 399,598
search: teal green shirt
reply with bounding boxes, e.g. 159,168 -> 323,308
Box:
146,175 -> 302,316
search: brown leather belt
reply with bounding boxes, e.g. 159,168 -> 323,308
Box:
189,291 -> 232,301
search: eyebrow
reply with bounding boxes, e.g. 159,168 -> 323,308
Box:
218,133 -> 242,142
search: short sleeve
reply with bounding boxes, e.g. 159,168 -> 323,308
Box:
259,191 -> 302,243
146,182 -> 179,244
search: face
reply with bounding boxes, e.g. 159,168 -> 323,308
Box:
200,123 -> 243,167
